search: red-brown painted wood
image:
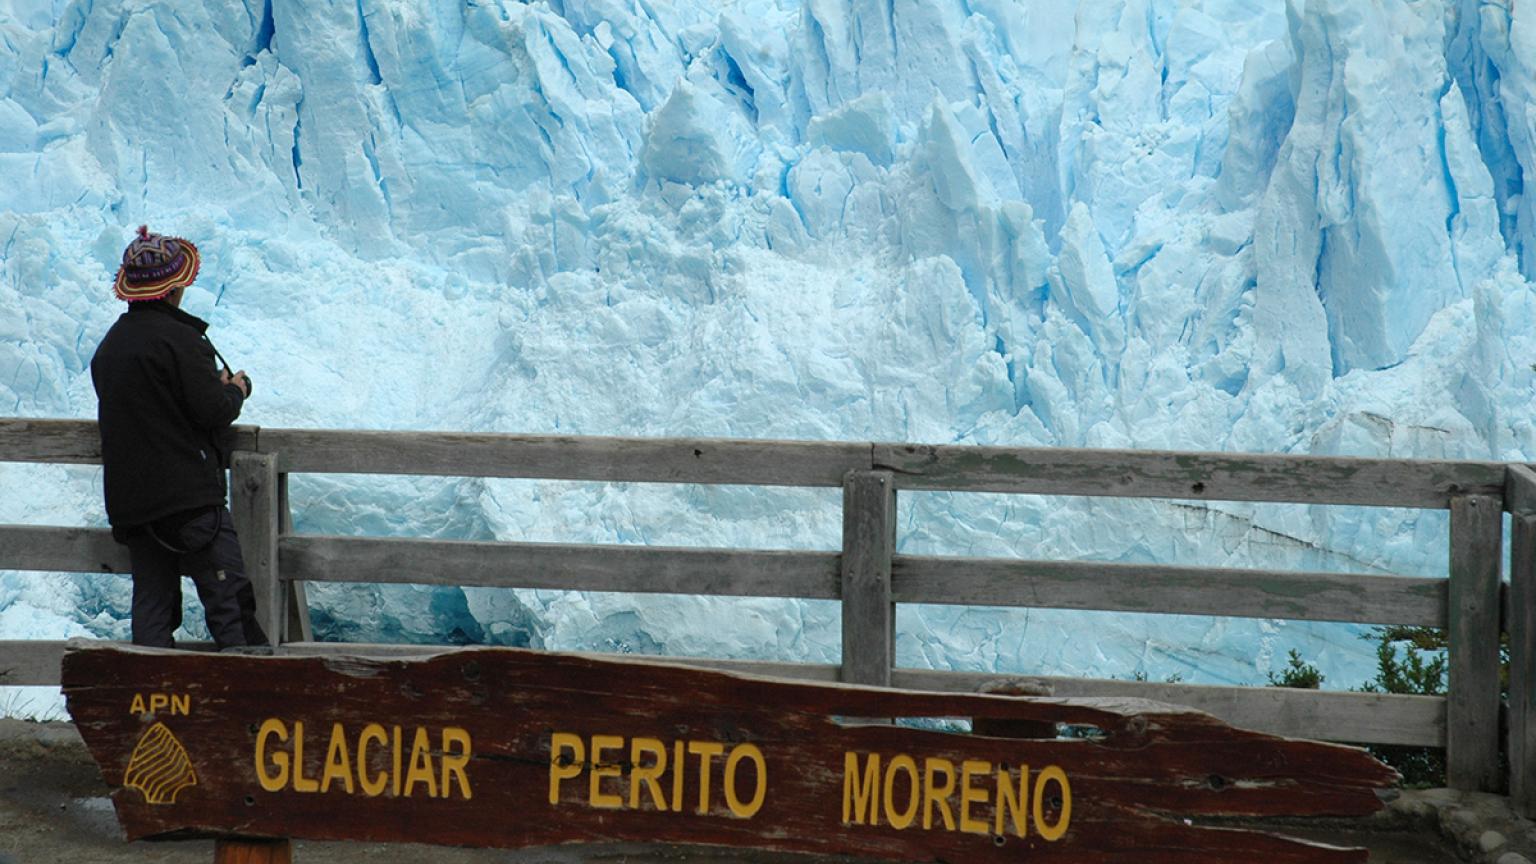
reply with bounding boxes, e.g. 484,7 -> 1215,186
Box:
213,839 -> 292,864
62,645 -> 1395,863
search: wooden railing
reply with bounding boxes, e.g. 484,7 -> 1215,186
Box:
1,417 -> 1532,814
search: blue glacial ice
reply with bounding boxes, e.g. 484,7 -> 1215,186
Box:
4,0 -> 1536,712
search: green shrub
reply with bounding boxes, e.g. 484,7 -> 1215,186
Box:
1355,626 -> 1449,788
1267,649 -> 1324,689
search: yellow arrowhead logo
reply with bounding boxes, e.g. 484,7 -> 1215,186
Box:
123,722 -> 198,805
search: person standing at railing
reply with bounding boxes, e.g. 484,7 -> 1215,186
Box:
89,226 -> 270,653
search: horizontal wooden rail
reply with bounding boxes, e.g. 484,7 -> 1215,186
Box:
894,555 -> 1446,626
280,535 -> 841,599
0,525 -> 129,573
0,640 -> 70,685
876,443 -> 1507,507
894,669 -> 1445,747
0,527 -> 1450,625
289,647 -> 1445,746
0,418 -> 258,465
259,428 -> 872,487
0,418 -> 1511,506
1,639 -> 217,685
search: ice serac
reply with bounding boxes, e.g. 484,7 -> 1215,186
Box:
642,79 -> 759,186
7,0 -> 1536,710
1253,0 -> 1499,378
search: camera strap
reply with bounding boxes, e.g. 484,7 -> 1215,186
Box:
146,507 -> 224,556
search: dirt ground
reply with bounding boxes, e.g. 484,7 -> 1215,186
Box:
0,719 -> 1468,864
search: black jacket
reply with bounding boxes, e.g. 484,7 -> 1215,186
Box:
91,302 -> 246,527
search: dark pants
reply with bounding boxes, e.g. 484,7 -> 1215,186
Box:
121,507 -> 269,650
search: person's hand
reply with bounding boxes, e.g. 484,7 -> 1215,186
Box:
221,369 -> 252,398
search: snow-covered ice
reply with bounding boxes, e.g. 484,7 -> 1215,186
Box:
4,0 -> 1536,714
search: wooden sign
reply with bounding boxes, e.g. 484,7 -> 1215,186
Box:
62,644 -> 1396,863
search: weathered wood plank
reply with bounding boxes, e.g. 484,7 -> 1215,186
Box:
259,428 -> 872,486
43,641 -> 744,687
894,556 -> 1446,626
63,645 -> 1394,862
0,525 -> 130,573
276,474 -> 312,644
874,443 -> 1506,508
841,471 -> 895,686
230,454 -> 282,645
1510,513 -> 1536,817
6,637 -> 1445,749
1506,469 -> 1536,813
1506,464 -> 1536,516
1446,495 -> 1504,792
894,670 -> 1444,748
0,418 -> 104,464
0,418 -> 258,464
0,639 -> 210,685
214,839 -> 292,864
280,535 -> 842,599
3,419 -> 1510,506
0,639 -> 70,686
282,642 -> 849,684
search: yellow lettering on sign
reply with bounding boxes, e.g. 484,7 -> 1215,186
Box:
959,760 -> 990,835
843,752 -> 879,825
291,721 -> 319,792
922,758 -> 956,831
883,754 -> 920,830
404,727 -> 439,798
441,727 -> 473,800
629,737 -> 668,811
255,718 -> 289,792
321,723 -> 354,794
249,718 -> 473,801
129,693 -> 190,716
391,726 -> 403,798
357,724 -> 389,797
840,750 -> 1071,841
996,764 -> 1029,837
547,732 -> 768,820
589,735 -> 624,808
688,741 -> 724,815
1033,765 -> 1072,842
549,732 -> 584,804
723,743 -> 766,818
672,740 -> 686,808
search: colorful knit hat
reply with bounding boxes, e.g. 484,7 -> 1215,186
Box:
113,225 -> 201,302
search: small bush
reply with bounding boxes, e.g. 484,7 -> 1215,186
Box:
1356,626 -> 1449,788
1267,649 -> 1324,689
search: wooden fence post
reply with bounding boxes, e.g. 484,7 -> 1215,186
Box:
1506,466 -> 1536,816
1447,494 -> 1503,792
841,470 -> 895,686
230,453 -> 283,645
277,473 -> 313,643
214,838 -> 292,863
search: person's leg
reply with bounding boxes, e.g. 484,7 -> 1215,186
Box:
176,507 -> 269,649
124,532 -> 182,648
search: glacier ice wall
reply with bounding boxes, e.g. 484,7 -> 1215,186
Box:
4,0 -> 1536,697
